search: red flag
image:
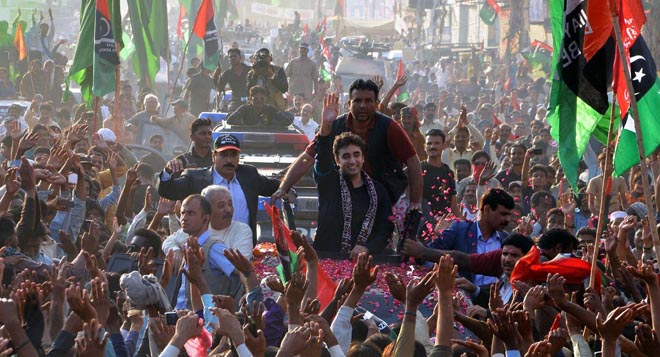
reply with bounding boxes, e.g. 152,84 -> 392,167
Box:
14,22 -> 26,61
177,3 -> 187,39
491,113 -> 502,126
319,37 -> 333,71
394,59 -> 404,98
264,203 -> 337,309
192,0 -> 214,39
302,24 -> 309,37
510,246 -> 602,293
511,91 -> 520,111
612,0 -> 647,119
549,312 -> 562,332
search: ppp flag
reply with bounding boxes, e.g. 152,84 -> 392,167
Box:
93,0 -> 120,99
192,0 -> 219,70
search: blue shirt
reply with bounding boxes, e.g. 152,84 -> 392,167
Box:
474,222 -> 502,286
175,230 -> 236,309
213,168 -> 250,226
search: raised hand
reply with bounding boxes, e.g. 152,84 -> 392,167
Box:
156,197 -> 176,215
66,283 -> 97,323
478,161 -> 496,184
75,320 -> 108,357
352,253 -> 378,291
321,94 -> 340,128
265,275 -> 285,294
546,273 -> 567,306
223,248 -> 254,274
210,308 -> 244,344
291,231 -> 318,265
384,273 -> 407,303
165,158 -> 184,175
627,261 -> 660,287
406,269 -> 436,309
451,338 -> 488,357
4,168 -> 20,195
285,272 -> 309,309
560,192 -> 577,215
487,309 -> 519,349
522,285 -> 546,312
434,254 -> 457,293
596,306 -> 634,342
394,75 -> 408,88
635,323 -> 660,356
370,75 -> 384,90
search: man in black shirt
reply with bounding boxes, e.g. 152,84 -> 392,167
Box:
184,67 -> 215,117
421,129 -> 460,222
168,118 -> 214,172
213,48 -> 251,113
496,143 -> 526,188
226,85 -> 293,127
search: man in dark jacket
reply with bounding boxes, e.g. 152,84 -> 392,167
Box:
313,132 -> 393,259
158,134 -> 280,243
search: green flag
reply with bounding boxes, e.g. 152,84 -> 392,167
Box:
64,0 -> 95,107
546,0 -> 614,192
92,0 -> 120,99
128,0 -> 160,90
613,37 -> 660,176
479,0 -> 500,25
149,0 -> 169,63
319,67 -> 332,83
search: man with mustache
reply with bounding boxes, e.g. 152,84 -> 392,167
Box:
273,79 -> 423,210
421,129 -> 460,221
158,134 -> 281,244
402,188 -> 514,284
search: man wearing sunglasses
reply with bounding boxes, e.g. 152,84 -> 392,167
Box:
226,85 -> 293,127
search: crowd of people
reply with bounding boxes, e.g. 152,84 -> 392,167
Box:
0,4 -> 659,357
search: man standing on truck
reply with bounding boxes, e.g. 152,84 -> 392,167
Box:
286,43 -> 317,102
272,79 -> 423,213
247,48 -> 288,111
213,48 -> 251,113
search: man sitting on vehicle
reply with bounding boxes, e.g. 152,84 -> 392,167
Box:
226,85 -> 293,127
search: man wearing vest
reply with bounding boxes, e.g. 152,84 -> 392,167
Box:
273,79 -> 423,210
174,194 -> 244,310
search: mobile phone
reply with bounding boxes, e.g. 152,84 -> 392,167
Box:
532,148 -> 543,155
246,317 -> 258,337
84,220 -> 93,231
68,173 -> 78,184
165,311 -> 179,325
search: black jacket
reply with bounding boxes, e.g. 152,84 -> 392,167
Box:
157,165 -> 280,243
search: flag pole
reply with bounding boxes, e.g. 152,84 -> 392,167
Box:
113,43 -> 121,140
608,0 -> 660,256
589,96 -> 617,288
92,96 -> 100,135
164,37 -> 191,117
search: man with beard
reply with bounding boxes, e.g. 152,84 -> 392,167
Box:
399,107 -> 426,161
273,79 -> 423,210
158,134 -> 281,243
402,188 -> 514,284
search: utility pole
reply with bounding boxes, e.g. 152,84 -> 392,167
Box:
644,1 -> 660,65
